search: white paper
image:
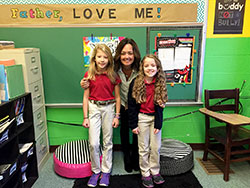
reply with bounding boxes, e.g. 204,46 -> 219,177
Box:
0,118 -> 14,133
158,48 -> 175,71
174,47 -> 192,69
19,142 -> 33,154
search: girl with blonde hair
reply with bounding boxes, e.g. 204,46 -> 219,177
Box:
82,43 -> 121,187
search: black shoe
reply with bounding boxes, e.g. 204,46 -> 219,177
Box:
132,162 -> 140,171
124,163 -> 133,173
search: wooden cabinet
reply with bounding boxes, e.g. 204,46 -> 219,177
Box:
0,48 -> 49,171
0,93 -> 38,188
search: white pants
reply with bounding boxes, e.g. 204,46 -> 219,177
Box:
88,101 -> 115,174
138,113 -> 162,177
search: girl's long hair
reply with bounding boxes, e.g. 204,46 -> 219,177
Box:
114,38 -> 141,72
87,43 -> 117,83
132,54 -> 168,105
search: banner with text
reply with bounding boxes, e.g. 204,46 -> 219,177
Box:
0,4 -> 198,26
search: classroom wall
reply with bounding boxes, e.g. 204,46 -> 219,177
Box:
47,0 -> 250,146
204,0 -> 250,117
1,0 -> 249,146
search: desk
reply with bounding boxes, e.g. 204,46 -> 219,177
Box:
199,108 -> 250,126
199,107 -> 250,181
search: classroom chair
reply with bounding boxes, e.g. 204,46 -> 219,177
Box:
199,88 -> 250,181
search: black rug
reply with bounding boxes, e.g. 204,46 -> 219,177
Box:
73,171 -> 202,188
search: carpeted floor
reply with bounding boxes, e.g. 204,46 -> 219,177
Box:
73,170 -> 202,188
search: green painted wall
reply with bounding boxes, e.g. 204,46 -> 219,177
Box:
203,38 -> 250,92
203,37 -> 250,118
47,37 -> 250,145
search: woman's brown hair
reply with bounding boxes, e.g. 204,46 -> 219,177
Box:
114,38 -> 141,72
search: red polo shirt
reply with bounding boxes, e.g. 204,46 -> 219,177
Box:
140,78 -> 156,114
84,71 -> 121,101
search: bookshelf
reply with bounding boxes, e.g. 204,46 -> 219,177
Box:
0,93 -> 38,188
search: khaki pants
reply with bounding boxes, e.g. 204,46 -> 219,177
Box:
88,101 -> 115,174
138,113 -> 161,177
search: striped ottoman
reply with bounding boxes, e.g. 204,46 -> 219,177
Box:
53,140 -> 101,178
160,138 -> 193,176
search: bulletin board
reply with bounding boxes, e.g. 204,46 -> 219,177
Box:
0,27 -> 147,104
148,26 -> 203,102
0,25 -> 203,104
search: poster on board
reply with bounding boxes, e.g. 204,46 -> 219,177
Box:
83,36 -> 124,67
214,0 -> 245,34
83,36 -> 125,67
156,37 -> 194,84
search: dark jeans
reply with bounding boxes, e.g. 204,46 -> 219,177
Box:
120,105 -> 139,166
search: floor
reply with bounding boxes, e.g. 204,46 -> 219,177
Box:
33,150 -> 250,188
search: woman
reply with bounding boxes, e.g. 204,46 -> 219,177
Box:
114,38 -> 141,172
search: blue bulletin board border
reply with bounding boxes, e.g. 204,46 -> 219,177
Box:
1,0 -> 205,23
